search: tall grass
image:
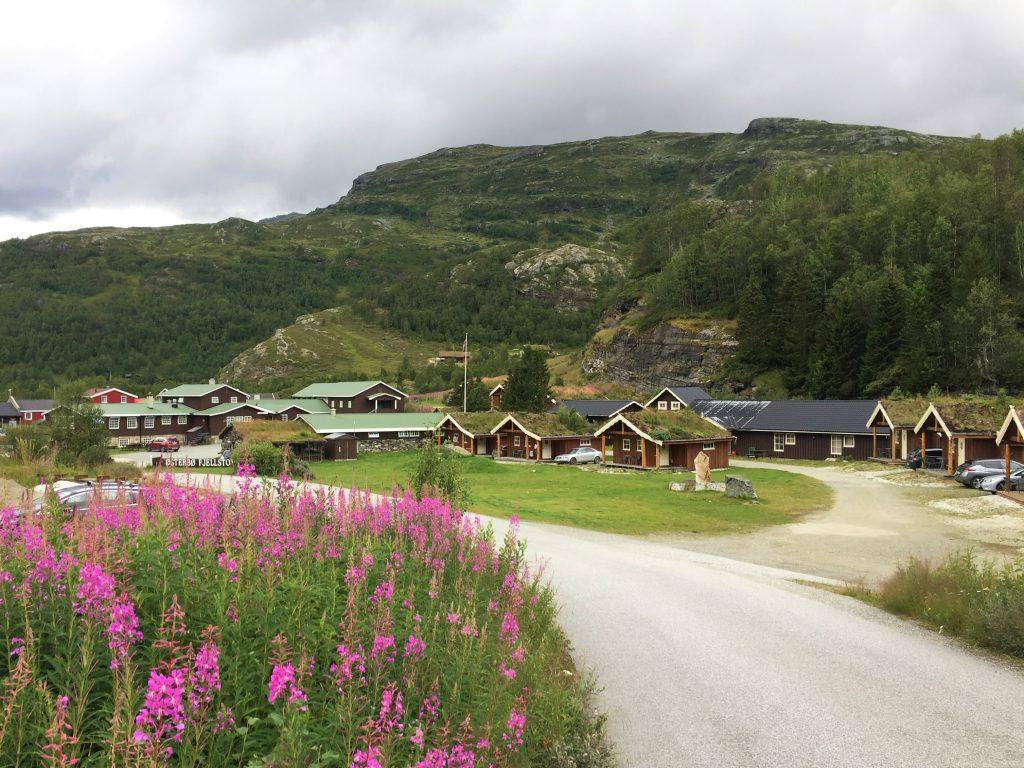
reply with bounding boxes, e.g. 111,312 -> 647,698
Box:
0,470 -> 611,766
871,551 -> 1024,657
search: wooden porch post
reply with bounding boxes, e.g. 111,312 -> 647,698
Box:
600,435 -> 606,462
640,437 -> 647,468
947,436 -> 954,474
1006,439 -> 1012,481
921,430 -> 926,456
872,426 -> 877,458
890,429 -> 896,463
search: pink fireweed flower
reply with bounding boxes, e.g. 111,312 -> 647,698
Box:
499,612 -> 519,644
375,684 -> 404,734
330,643 -> 366,691
236,463 -> 256,478
42,694 -> 79,768
370,634 -> 396,663
498,662 -> 516,680
502,709 -> 526,752
189,641 -> 221,712
403,634 -> 426,659
370,579 -> 394,606
268,663 -> 307,709
107,595 -> 142,669
349,745 -> 383,768
74,563 -> 115,621
9,636 -> 24,657
409,726 -> 425,747
213,705 -> 235,733
133,667 -> 187,752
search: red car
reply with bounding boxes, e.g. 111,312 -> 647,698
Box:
147,437 -> 180,452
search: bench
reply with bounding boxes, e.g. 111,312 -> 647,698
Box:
746,448 -> 769,459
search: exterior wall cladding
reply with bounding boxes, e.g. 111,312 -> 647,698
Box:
733,431 -> 875,461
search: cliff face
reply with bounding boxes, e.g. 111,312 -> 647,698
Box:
581,314 -> 738,391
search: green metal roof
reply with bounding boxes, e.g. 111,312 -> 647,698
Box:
159,383 -> 247,398
97,402 -> 196,416
254,398 -> 331,414
291,381 -> 403,398
300,412 -> 441,434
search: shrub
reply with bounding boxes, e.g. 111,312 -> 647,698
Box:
237,441 -> 284,476
0,474 -> 602,765
410,443 -> 470,508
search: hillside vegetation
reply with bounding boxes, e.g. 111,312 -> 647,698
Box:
5,116 -> 1012,396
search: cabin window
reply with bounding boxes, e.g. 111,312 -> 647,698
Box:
514,435 -> 521,447
843,434 -> 856,449
144,417 -> 155,429
774,433 -> 785,452
108,418 -> 120,429
703,442 -> 716,451
347,400 -> 353,409
398,431 -> 417,438
785,433 -> 796,445
161,416 -> 171,425
670,401 -> 681,411
127,417 -> 137,429
657,401 -> 667,411
230,396 -> 238,403
24,413 -> 32,421
830,435 -> 843,455
580,438 -> 591,446
101,395 -> 108,404
367,432 -> 379,439
177,416 -> 187,425
211,397 -> 220,404
118,437 -> 129,448
623,437 -> 631,451
281,414 -> 289,421
120,395 -> 128,403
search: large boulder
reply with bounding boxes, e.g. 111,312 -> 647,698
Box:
725,475 -> 757,500
504,244 -> 625,313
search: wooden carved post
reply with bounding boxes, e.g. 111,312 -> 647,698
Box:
921,430 -> 926,458
872,426 -> 877,458
890,429 -> 896,463
1006,440 -> 1012,481
948,437 -> 955,474
640,437 -> 647,469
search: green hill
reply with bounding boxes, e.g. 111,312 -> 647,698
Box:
0,117 -> 993,396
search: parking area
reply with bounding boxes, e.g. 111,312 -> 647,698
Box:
112,442 -> 224,468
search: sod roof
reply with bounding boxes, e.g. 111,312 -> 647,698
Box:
604,408 -> 731,442
232,419 -> 322,443
878,397 -> 930,427
495,412 -> 594,438
442,411 -> 506,435
924,396 -> 1010,434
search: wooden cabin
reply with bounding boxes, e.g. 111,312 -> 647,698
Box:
548,400 -> 643,423
158,382 -> 249,411
489,384 -> 504,410
437,412 -> 503,455
644,386 -> 712,412
292,381 -> 407,413
913,397 -> 1006,474
228,419 -> 328,462
996,405 -> 1024,478
490,413 -> 594,461
866,397 -> 929,461
594,409 -> 732,470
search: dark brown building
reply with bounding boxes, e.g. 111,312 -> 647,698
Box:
291,381 -> 407,413
644,386 -> 713,412
96,399 -> 196,447
158,382 -> 249,411
594,410 -> 732,469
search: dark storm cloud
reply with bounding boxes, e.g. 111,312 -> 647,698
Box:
1,0 -> 1022,239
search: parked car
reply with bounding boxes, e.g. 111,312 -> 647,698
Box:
553,446 -> 602,465
31,481 -> 140,515
979,468 -> 1024,493
147,437 -> 180,452
905,448 -> 945,470
953,458 -> 1024,488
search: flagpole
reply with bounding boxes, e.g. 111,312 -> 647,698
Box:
463,333 -> 468,412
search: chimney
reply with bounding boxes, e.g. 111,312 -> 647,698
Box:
147,395 -> 155,409
209,378 -> 216,386
254,393 -> 260,401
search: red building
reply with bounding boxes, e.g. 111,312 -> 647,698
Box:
83,387 -> 139,404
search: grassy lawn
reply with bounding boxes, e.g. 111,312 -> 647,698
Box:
304,452 -> 833,536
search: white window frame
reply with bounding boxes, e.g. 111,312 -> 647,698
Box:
703,441 -> 715,451
774,433 -> 785,452
108,417 -> 120,429
657,400 -> 668,411
230,396 -> 238,403
347,400 -> 353,409
243,415 -> 253,422
144,416 -> 154,429
367,432 -> 380,439
117,437 -> 129,448
580,438 -> 591,446
785,433 -> 796,445
830,435 -> 843,456
24,413 -> 32,421
126,417 -> 138,429
281,413 -> 289,421
177,416 -> 187,425
211,396 -> 220,404
397,431 -> 418,438
161,416 -> 171,425
623,437 -> 631,451
842,434 -> 856,449
100,395 -> 108,404
670,401 -> 681,411
513,434 -> 521,447
120,395 -> 128,403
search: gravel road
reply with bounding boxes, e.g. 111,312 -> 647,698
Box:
175,473 -> 1024,768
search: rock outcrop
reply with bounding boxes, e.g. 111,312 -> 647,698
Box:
581,312 -> 738,390
504,244 -> 625,313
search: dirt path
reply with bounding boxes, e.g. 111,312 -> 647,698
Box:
668,460 -> 1024,584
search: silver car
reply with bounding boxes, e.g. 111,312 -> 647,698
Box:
553,447 -> 602,465
979,468 -> 1024,494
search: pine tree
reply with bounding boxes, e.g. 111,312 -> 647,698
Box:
502,348 -> 552,412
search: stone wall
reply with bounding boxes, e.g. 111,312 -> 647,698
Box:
358,437 -> 427,454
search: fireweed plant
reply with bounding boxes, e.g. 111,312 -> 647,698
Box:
0,467 -> 593,767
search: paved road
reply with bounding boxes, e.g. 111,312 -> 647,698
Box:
674,459 -> 984,584
175,473 -> 1024,768
114,443 -> 223,467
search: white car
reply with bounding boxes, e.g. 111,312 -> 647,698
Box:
553,446 -> 602,465
979,468 -> 1024,493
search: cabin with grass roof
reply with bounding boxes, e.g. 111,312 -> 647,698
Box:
437,412 -> 504,455
594,409 -> 732,469
227,419 -> 331,462
913,396 -> 1006,473
995,404 -> 1024,478
866,397 -> 930,461
490,412 -> 595,461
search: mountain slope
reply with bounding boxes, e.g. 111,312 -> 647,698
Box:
0,118 -> 969,394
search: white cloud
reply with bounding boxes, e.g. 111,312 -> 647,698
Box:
1,0 -> 1023,239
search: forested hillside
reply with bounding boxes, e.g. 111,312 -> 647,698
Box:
4,116 -> 1018,397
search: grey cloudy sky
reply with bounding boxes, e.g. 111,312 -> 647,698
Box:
2,0 -> 1023,240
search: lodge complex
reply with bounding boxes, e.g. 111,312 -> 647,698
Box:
5,378 -> 1022,477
